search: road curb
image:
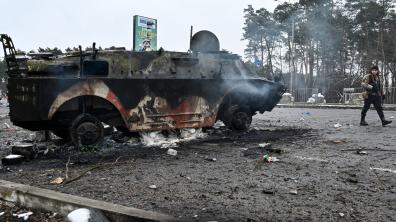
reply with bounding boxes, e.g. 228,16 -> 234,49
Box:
277,103 -> 396,111
0,180 -> 177,222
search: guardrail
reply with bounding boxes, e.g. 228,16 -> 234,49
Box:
383,87 -> 396,104
291,87 -> 396,104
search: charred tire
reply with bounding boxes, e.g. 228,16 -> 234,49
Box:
51,129 -> 70,140
70,114 -> 104,147
231,108 -> 252,131
224,106 -> 252,131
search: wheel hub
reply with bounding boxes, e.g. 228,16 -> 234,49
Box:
233,111 -> 251,129
76,122 -> 101,145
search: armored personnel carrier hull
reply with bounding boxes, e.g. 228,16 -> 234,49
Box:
1,32 -> 285,146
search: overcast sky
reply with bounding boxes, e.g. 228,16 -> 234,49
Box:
1,0 -> 288,58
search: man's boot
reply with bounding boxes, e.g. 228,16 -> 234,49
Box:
382,119 -> 392,126
379,110 -> 392,126
360,114 -> 368,126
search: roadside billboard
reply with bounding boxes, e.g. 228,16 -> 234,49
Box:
133,15 -> 157,51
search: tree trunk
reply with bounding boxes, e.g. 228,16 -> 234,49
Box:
266,40 -> 274,79
260,36 -> 265,77
308,40 -> 314,89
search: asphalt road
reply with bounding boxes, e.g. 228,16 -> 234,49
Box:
0,106 -> 395,222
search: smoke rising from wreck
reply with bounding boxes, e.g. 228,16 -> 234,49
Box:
245,1 -> 347,93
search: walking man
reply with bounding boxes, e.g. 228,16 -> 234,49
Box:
360,66 -> 392,126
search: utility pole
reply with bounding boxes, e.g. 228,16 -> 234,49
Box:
288,0 -> 295,93
291,16 -> 295,93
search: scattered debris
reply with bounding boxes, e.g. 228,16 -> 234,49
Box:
180,128 -> 197,138
289,190 -> 298,195
390,116 -> 394,119
167,148 -> 178,156
67,208 -> 109,222
102,123 -> 114,136
332,140 -> 344,144
258,143 -> 271,148
0,212 -> 4,216
262,154 -> 270,161
110,132 -> 131,143
284,177 -> 299,182
158,131 -> 184,145
339,212 -> 345,217
302,112 -> 311,116
334,123 -> 342,128
140,130 -> 206,149
255,154 -> 280,170
213,121 -> 225,129
356,150 -> 368,155
262,188 -> 276,195
148,185 -> 157,189
48,212 -> 58,218
13,211 -> 33,221
262,154 -> 279,162
341,148 -> 395,152
295,156 -> 329,163
11,143 -> 36,159
205,157 -> 217,162
2,154 -> 24,165
50,177 -> 64,185
370,167 -> 396,174
346,177 -> 358,184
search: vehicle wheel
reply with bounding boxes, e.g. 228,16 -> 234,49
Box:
231,108 -> 252,130
70,114 -> 104,147
51,129 -> 70,140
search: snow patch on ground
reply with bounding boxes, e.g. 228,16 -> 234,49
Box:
67,208 -> 91,222
13,212 -> 33,221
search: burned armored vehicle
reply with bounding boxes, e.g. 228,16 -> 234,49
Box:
0,31 -> 285,146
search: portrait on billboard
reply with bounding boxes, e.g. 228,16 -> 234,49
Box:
133,15 -> 157,51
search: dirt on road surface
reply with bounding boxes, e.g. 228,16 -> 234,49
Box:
0,106 -> 395,222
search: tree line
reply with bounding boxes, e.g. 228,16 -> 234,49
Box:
243,0 -> 396,101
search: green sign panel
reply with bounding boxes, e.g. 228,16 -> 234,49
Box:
133,15 -> 157,52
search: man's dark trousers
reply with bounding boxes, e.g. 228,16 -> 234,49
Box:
361,95 -> 384,120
